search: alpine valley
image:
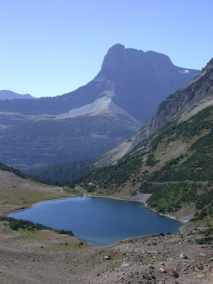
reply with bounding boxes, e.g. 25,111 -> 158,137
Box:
0,48 -> 213,284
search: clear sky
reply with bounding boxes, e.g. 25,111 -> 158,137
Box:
0,0 -> 212,97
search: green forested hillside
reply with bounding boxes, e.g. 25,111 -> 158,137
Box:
82,104 -> 213,220
28,160 -> 92,186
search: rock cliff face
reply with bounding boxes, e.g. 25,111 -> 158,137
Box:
151,58 -> 213,129
96,44 -> 199,122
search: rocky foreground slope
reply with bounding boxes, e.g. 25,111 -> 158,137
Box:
0,157 -> 212,283
0,226 -> 213,284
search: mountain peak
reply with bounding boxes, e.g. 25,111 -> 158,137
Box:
100,44 -> 126,76
100,44 -> 178,80
98,45 -> 199,122
108,43 -> 125,52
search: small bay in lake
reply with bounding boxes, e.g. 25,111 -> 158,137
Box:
8,197 -> 180,245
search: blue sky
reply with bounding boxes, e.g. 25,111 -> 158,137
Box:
0,0 -> 212,97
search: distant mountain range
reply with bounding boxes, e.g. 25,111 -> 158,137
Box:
0,44 -> 199,173
0,44 -> 199,122
0,90 -> 33,100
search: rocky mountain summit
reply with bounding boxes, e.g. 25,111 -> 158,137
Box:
97,43 -> 199,122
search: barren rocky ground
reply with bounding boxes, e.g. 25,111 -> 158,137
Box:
0,224 -> 213,284
0,169 -> 213,283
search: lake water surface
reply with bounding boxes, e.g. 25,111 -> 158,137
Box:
8,197 -> 180,245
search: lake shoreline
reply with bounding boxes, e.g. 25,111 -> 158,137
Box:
85,192 -> 187,224
1,194 -> 212,283
4,189 -> 189,226
6,194 -> 181,246
0,194 -> 73,218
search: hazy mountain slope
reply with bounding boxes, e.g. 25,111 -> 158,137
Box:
0,90 -> 33,100
0,110 -> 138,170
82,58 -> 213,221
0,44 -> 199,172
27,160 -> 92,186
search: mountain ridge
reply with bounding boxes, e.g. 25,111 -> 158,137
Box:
0,44 -> 199,173
0,90 -> 33,100
0,44 -> 199,121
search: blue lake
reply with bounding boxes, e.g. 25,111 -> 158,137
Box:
8,197 -> 181,245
